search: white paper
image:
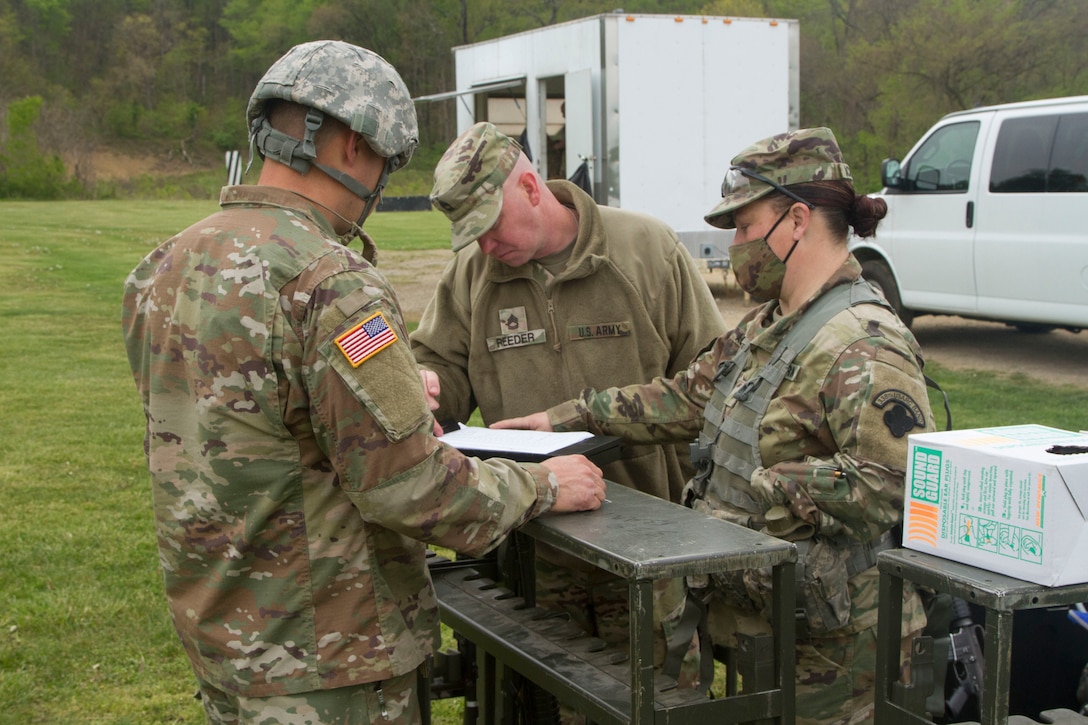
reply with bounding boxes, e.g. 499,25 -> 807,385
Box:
441,423 -> 593,456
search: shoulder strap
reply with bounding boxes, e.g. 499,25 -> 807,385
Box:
783,277 -> 889,351
925,375 -> 953,431
735,278 -> 889,409
768,280 -> 954,430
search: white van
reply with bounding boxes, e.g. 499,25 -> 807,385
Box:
848,95 -> 1088,333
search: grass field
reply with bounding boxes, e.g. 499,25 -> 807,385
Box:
0,200 -> 452,724
1,200 -> 1085,723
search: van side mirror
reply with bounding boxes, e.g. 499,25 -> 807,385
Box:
882,158 -> 902,189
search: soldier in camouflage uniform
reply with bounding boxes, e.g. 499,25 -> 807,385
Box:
495,128 -> 934,724
412,123 -> 724,699
121,41 -> 606,725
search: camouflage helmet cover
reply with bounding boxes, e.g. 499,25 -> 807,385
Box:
247,40 -> 418,170
430,122 -> 522,252
704,127 -> 852,229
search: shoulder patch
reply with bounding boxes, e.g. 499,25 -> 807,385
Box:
335,311 -> 397,367
323,309 -> 430,442
872,388 -> 926,438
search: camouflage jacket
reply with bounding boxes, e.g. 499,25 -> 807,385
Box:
411,180 -> 725,505
549,256 -> 932,635
121,185 -> 557,697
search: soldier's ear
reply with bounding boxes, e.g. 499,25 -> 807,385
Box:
517,171 -> 541,206
347,131 -> 369,163
788,201 -> 811,236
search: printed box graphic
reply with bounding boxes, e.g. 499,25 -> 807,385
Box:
903,425 -> 1088,586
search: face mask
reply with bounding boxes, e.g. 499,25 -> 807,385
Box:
728,208 -> 799,302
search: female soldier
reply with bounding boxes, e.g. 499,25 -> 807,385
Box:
495,127 -> 934,725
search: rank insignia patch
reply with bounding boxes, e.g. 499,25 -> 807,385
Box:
488,306 -> 545,351
499,306 -> 527,334
335,311 -> 398,367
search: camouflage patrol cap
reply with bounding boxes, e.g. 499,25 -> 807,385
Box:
430,122 -> 522,251
247,40 -> 418,170
705,127 -> 852,229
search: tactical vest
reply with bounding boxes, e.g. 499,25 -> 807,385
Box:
664,280 -> 948,680
688,278 -> 890,525
664,280 -> 903,683
693,278 -> 897,633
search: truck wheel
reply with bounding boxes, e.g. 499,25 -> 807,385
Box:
861,259 -> 913,327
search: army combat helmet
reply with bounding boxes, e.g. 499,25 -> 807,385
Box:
247,40 -> 419,221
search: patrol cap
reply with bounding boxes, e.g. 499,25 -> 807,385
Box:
704,127 -> 852,230
430,122 -> 522,251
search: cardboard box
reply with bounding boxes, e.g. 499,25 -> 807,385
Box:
904,424 -> 1088,586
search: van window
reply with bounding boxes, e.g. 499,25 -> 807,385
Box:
903,121 -> 979,192
1050,112 -> 1088,192
988,112 -> 1088,193
990,115 -> 1057,193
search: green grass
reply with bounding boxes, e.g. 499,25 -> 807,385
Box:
922,364 -> 1088,432
0,199 -> 1085,722
0,200 -> 449,724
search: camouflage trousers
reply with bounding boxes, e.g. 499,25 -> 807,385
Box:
706,601 -> 922,725
196,668 -> 422,725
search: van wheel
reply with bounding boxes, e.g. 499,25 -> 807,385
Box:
861,259 -> 913,327
1012,322 -> 1055,334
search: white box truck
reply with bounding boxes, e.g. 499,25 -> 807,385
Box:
848,96 -> 1088,333
417,12 -> 800,268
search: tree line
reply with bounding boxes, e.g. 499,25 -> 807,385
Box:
1,0 -> 1086,198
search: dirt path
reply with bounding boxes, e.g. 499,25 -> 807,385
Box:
384,250 -> 1088,391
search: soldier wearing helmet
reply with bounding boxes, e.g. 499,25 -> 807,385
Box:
495,128 -> 936,724
121,41 -> 606,724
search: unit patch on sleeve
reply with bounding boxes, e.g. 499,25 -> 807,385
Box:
335,311 -> 398,367
487,305 -> 546,352
872,388 -> 926,437
568,321 -> 631,341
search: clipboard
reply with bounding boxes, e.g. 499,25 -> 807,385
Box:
439,420 -> 622,467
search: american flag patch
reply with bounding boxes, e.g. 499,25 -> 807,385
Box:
335,311 -> 398,367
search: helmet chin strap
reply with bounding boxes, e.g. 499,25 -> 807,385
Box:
341,220 -> 379,265
290,190 -> 381,264
251,108 -> 402,229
